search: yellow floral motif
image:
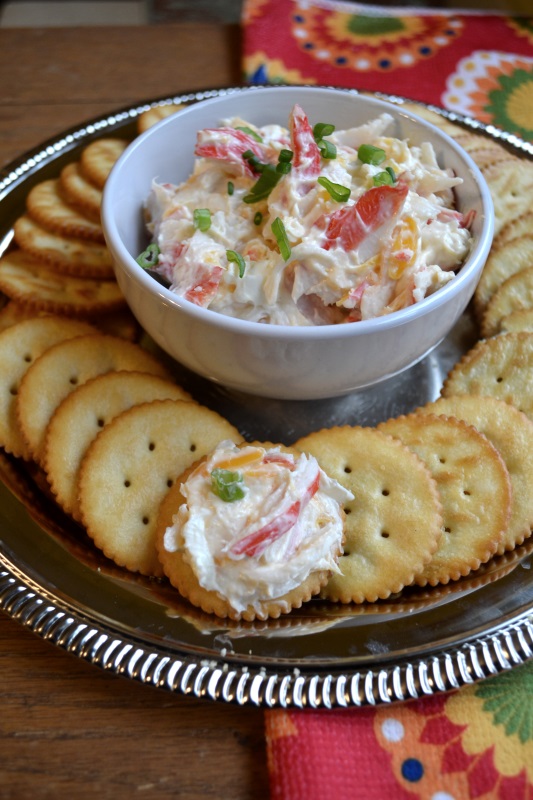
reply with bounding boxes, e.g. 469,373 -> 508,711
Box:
446,671 -> 533,783
243,51 -> 317,85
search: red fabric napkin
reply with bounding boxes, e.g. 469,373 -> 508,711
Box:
241,3 -> 533,798
265,663 -> 533,799
242,0 -> 533,140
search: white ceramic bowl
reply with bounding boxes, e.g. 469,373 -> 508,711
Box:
102,86 -> 494,400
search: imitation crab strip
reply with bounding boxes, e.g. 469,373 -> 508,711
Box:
289,103 -> 322,179
194,127 -> 269,177
323,181 -> 409,251
183,264 -> 223,307
229,462 -> 321,559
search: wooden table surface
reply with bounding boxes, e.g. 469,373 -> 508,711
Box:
0,25 -> 271,800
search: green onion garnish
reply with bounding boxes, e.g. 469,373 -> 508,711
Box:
254,211 -> 263,225
236,126 -> 263,142
313,122 -> 335,140
278,149 -> 294,163
317,139 -> 337,159
243,150 -> 293,204
211,468 -> 245,502
272,217 -> 291,261
227,181 -> 234,195
373,167 -> 396,187
136,243 -> 160,269
243,164 -> 279,203
193,208 -> 212,232
358,144 -> 387,166
226,249 -> 246,278
313,123 -> 337,160
243,150 -> 265,173
317,176 -> 351,202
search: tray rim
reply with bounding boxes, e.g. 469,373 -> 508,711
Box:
1,85 -> 532,709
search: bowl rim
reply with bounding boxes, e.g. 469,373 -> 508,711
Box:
102,85 -> 495,342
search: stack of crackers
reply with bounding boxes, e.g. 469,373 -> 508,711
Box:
0,101 -> 531,621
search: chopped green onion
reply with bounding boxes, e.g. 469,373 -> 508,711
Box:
313,122 -> 335,140
227,181 -> 234,195
373,170 -> 395,187
242,150 -> 265,173
272,217 -> 291,261
193,208 -> 212,232
243,164 -> 280,203
317,139 -> 337,160
313,123 -> 337,160
385,166 -> 396,181
254,211 -> 263,225
317,176 -> 351,202
236,125 -> 263,142
211,468 -> 245,502
136,243 -> 160,269
358,144 -> 387,166
278,149 -> 294,163
243,150 -> 293,204
226,249 -> 246,278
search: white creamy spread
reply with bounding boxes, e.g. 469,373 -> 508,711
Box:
163,440 -> 354,614
142,106 -> 473,325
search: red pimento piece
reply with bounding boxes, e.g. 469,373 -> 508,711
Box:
184,265 -> 223,307
262,452 -> 296,469
229,470 -> 321,558
289,104 -> 321,178
323,181 -> 409,251
194,127 -> 267,177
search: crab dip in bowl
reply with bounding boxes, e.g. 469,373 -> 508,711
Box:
101,86 -> 494,400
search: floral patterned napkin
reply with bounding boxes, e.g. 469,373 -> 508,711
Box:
242,0 -> 533,140
265,662 -> 533,799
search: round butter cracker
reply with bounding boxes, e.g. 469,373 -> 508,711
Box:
0,316 -> 97,459
295,425 -> 443,603
378,413 -> 511,586
441,331 -> 533,420
417,395 -> 533,554
77,399 -> 243,577
0,249 -> 126,317
16,333 -> 173,464
44,370 -> 192,519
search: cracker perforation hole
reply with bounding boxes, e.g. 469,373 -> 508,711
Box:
124,479 -> 131,488
23,354 -> 32,363
381,531 -> 390,539
190,443 -> 197,452
142,516 -> 149,525
344,465 -> 352,474
9,385 -> 17,396
166,478 -> 173,488
148,441 -> 155,451
97,417 -> 105,428
496,376 -> 503,383
463,489 -> 471,496
69,376 -> 79,386
445,526 -> 451,533
382,489 -> 390,496
344,506 -> 352,515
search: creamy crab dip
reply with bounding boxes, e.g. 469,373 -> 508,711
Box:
140,105 -> 473,325
163,441 -> 353,615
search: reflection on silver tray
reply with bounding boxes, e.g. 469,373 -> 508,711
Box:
1,87 -> 532,708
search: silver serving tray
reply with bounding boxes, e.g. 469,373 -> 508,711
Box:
1,87 -> 532,708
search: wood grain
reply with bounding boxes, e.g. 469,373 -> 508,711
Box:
0,25 -> 242,168
0,615 -> 270,799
